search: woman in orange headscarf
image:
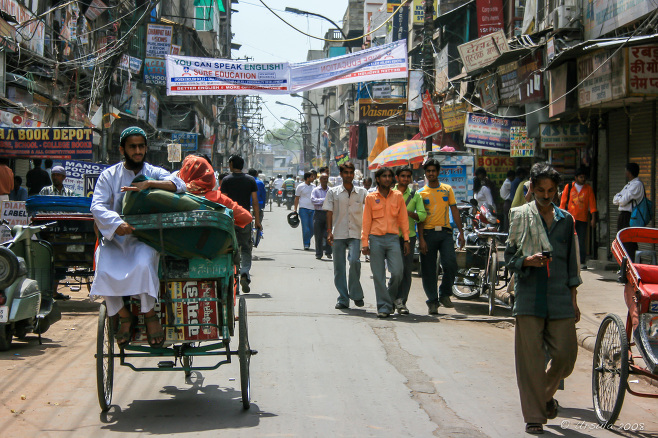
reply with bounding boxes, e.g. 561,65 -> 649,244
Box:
178,154 -> 252,228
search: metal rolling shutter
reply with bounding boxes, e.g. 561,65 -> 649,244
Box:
608,109 -> 628,250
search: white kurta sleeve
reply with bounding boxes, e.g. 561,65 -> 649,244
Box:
147,165 -> 187,193
91,170 -> 123,241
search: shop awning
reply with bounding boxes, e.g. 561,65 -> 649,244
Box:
546,34 -> 658,69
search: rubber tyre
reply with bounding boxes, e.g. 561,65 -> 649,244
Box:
488,251 -> 498,316
0,246 -> 19,289
96,302 -> 114,412
238,297 -> 251,410
452,270 -> 481,300
0,323 -> 13,351
592,313 -> 628,427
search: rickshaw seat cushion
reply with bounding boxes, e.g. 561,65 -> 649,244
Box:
632,264 -> 658,285
637,282 -> 658,301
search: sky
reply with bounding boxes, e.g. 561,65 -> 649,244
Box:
231,0 -> 350,136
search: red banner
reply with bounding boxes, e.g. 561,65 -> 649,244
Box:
419,91 -> 442,138
477,0 -> 504,37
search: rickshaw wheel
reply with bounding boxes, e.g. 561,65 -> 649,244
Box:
96,302 -> 115,412
238,297 -> 251,410
452,270 -> 481,300
488,252 -> 498,316
592,313 -> 628,427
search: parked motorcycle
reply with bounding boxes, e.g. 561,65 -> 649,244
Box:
0,221 -> 61,350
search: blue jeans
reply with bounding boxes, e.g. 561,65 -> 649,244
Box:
419,229 -> 457,304
299,208 -> 314,248
313,210 -> 332,258
235,224 -> 252,279
332,238 -> 363,306
389,236 -> 415,304
369,234 -> 403,314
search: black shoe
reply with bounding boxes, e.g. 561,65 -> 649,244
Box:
354,299 -> 364,307
54,292 -> 71,300
240,275 -> 250,293
335,303 -> 349,309
428,302 -> 439,315
316,256 -> 322,260
439,296 -> 454,308
326,254 -> 332,259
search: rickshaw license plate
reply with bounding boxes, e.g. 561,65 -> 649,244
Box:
0,305 -> 8,323
66,245 -> 85,253
650,301 -> 658,313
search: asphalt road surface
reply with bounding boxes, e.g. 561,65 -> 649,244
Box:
1,205 -> 656,437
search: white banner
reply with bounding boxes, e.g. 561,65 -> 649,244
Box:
289,40 -> 408,92
165,56 -> 290,95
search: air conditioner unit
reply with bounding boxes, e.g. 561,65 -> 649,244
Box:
552,5 -> 581,30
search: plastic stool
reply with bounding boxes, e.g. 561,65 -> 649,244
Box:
635,250 -> 657,265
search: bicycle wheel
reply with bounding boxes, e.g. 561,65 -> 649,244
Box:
452,270 -> 481,300
238,297 -> 251,409
592,314 -> 628,427
96,302 -> 114,412
488,251 -> 498,316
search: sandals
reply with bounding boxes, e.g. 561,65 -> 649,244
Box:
525,423 -> 544,435
115,316 -> 134,348
546,398 -> 559,420
144,314 -> 165,349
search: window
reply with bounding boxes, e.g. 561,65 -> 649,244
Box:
195,0 -> 213,31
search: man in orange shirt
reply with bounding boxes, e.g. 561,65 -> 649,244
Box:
362,168 -> 410,318
559,167 -> 597,269
0,158 -> 14,202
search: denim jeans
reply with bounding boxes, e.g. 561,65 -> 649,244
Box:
389,235 -> 416,304
298,207 -> 315,248
332,238 -> 363,306
419,229 -> 457,304
313,210 -> 332,258
235,224 -> 252,279
369,234 -> 403,314
575,220 -> 587,263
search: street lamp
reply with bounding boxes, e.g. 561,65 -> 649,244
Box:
291,93 -> 322,163
285,7 -> 347,39
276,100 -> 312,166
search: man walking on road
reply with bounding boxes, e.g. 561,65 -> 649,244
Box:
362,168 -> 410,318
248,168 -> 266,223
417,159 -> 464,314
311,173 -> 332,260
505,163 -> 581,435
500,169 -> 515,232
559,167 -> 597,269
324,162 -> 367,310
392,166 -> 426,314
294,171 -> 315,250
613,162 -> 645,262
220,155 -> 262,293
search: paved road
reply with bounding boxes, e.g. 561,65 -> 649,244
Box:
1,205 -> 656,437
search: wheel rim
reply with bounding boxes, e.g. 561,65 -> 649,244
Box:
593,315 -> 628,425
239,297 -> 251,409
97,303 -> 114,411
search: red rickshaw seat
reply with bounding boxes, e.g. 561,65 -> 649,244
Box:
633,264 -> 658,285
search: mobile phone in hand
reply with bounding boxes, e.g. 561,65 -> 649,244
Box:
542,251 -> 552,258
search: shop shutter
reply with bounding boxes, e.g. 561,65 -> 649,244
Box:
608,109 -> 628,251
629,102 -> 655,256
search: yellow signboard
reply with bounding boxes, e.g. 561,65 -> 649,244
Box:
412,0 -> 438,25
441,102 -> 469,133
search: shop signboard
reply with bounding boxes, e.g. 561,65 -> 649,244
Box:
477,152 -> 515,188
458,30 -> 509,73
439,165 -> 468,202
549,63 -> 569,117
84,174 -> 100,197
412,0 -> 437,25
441,102 -> 468,133
358,99 -> 406,122
477,74 -> 499,110
50,159 -> 109,196
509,126 -> 535,157
419,92 -> 442,137
148,93 -> 159,128
435,45 -> 450,92
372,84 -> 392,99
146,24 -> 173,58
85,0 -> 108,20
144,57 -> 166,85
167,143 -> 181,163
584,0 -> 653,40
517,52 -> 543,104
118,54 -> 143,75
0,201 -> 27,242
3,0 -> 45,56
408,70 -> 423,111
463,113 -> 525,152
171,132 -> 198,152
0,128 -> 93,159
627,46 -> 658,96
539,123 -> 589,149
577,49 -> 626,108
476,0 -> 504,37
497,60 -> 519,105
391,3 -> 409,42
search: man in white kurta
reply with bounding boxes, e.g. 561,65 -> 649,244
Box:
90,127 -> 185,347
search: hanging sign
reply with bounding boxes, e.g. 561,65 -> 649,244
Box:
458,30 -> 509,73
0,128 -> 93,159
463,113 -> 524,152
118,54 -> 143,75
419,91 -> 442,138
171,132 -> 198,152
509,126 -> 535,157
167,144 -> 181,163
144,57 -> 166,85
146,24 -> 173,58
441,102 -> 469,133
334,152 -> 349,166
476,0 -> 504,37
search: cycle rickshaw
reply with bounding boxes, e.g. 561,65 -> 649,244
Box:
95,206 -> 257,412
593,227 -> 658,426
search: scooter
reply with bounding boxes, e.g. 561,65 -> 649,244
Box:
0,221 -> 61,351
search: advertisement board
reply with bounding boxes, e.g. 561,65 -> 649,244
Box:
0,201 -> 28,242
358,99 -> 406,122
509,126 -> 535,157
146,24 -> 173,58
441,102 -> 469,133
0,128 -> 93,159
463,113 -> 524,152
458,30 -> 509,73
476,0 -> 504,37
577,49 -> 626,108
540,123 -> 589,149
50,159 -> 110,196
144,58 -> 166,85
628,46 -> 658,96
171,132 -> 198,152
584,0 -> 653,40
439,165 -> 468,203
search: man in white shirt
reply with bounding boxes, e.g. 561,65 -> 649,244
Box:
90,127 -> 186,349
294,171 -> 316,250
324,162 -> 368,309
272,174 -> 284,197
613,162 -> 645,261
500,170 -> 515,232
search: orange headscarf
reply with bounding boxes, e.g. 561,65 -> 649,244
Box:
178,155 -> 216,194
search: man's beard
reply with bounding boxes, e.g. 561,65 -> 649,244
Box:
124,151 -> 145,170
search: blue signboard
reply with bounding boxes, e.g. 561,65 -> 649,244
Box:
463,113 -> 524,152
0,128 -> 93,159
171,132 -> 198,152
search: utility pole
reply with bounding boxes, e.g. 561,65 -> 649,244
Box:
422,0 -> 436,153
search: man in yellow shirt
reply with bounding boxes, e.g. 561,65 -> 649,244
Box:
418,158 -> 465,314
362,168 -> 410,318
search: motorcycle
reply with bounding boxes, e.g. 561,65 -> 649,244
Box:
0,221 -> 61,350
275,189 -> 283,207
284,188 -> 295,210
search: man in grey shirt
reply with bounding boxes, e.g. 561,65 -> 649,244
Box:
324,162 -> 367,310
